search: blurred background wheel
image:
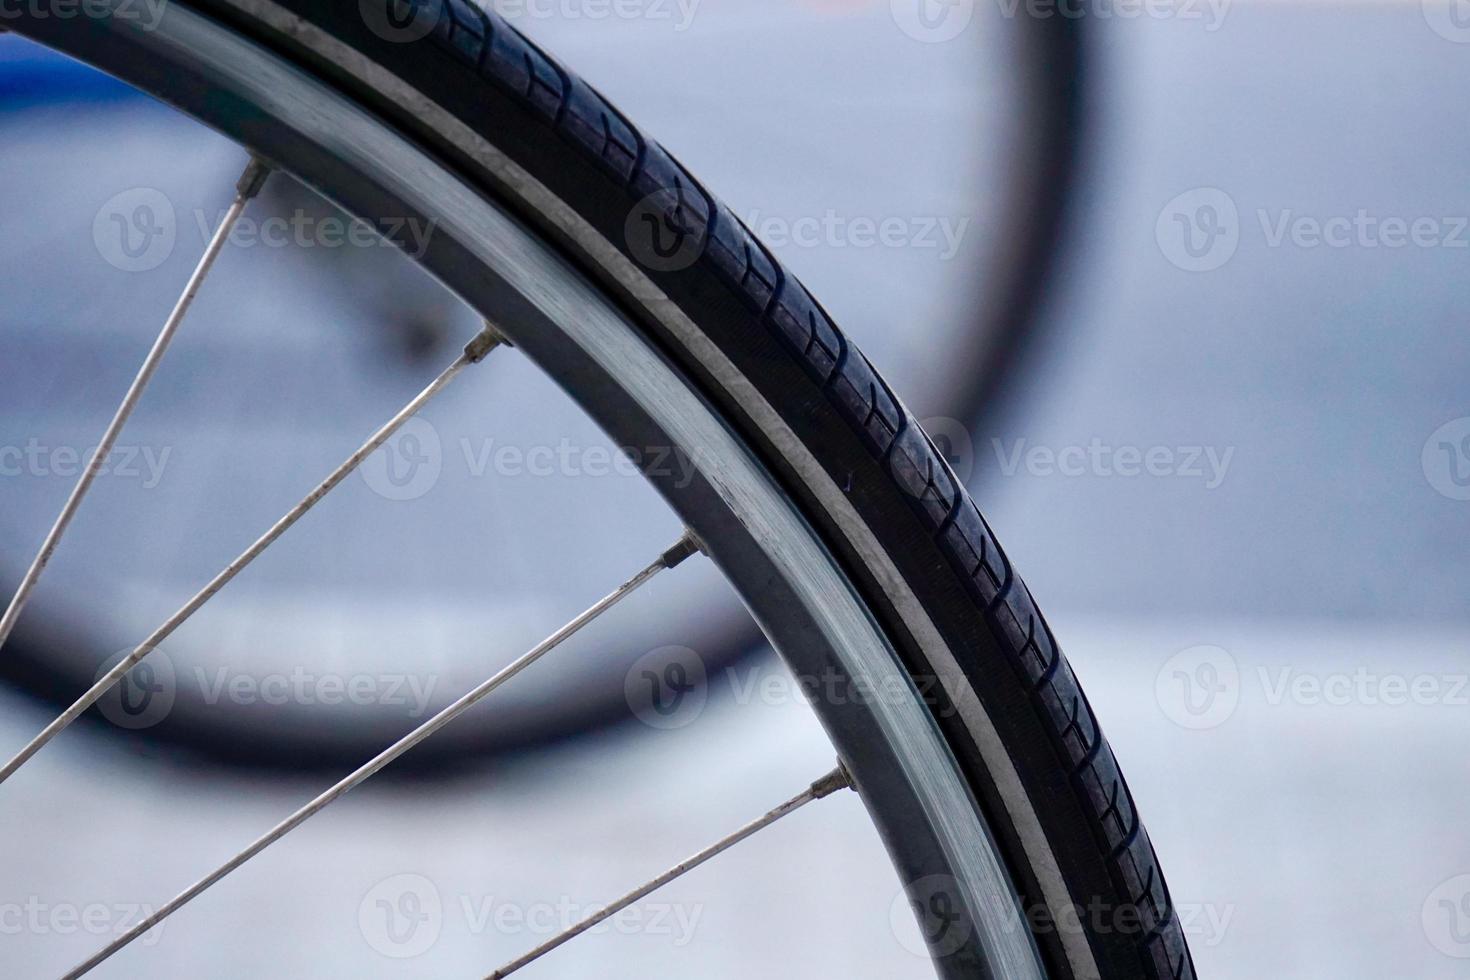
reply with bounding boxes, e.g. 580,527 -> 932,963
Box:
0,2 -> 1084,769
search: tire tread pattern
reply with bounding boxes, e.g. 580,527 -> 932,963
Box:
408,3 -> 1194,975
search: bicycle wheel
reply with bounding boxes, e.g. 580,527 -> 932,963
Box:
1,2 -> 1194,977
0,7 -> 1073,768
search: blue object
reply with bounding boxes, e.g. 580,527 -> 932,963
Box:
0,33 -> 142,105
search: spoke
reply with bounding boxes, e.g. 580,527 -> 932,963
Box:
0,324 -> 508,786
0,158 -> 270,656
62,532 -> 703,979
489,764 -> 854,979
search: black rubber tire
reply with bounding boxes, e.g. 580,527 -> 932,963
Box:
0,3 -> 1085,774
18,4 -> 1195,977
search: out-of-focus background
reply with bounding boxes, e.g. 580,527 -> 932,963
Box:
1,1 -> 1468,977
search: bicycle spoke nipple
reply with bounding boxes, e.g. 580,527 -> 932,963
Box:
810,761 -> 854,800
659,530 -> 704,569
465,320 -> 512,363
235,157 -> 272,200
